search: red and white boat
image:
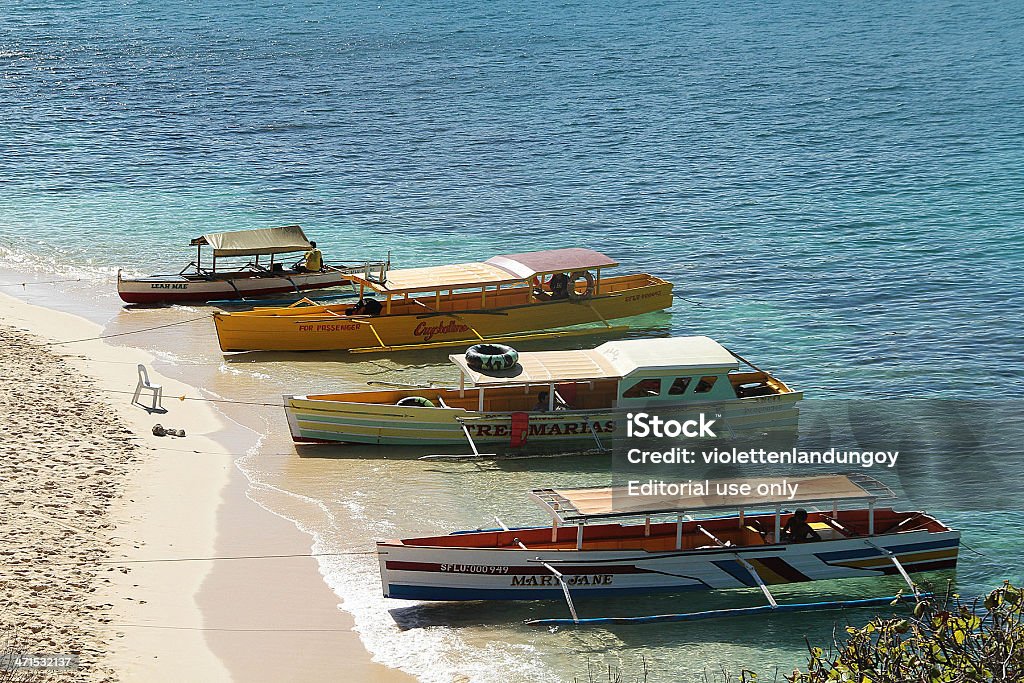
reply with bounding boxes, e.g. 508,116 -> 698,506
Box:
377,475 -> 959,624
117,225 -> 385,304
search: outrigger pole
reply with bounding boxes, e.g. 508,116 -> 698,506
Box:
457,418 -> 491,459
866,539 -> 921,598
420,417 -> 497,461
539,562 -> 580,624
525,593 -> 930,627
583,415 -> 610,453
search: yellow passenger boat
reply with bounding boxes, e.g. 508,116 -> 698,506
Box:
212,248 -> 672,353
284,336 -> 802,452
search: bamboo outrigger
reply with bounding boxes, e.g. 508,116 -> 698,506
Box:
377,474 -> 959,625
283,335 -> 801,451
213,248 -> 672,353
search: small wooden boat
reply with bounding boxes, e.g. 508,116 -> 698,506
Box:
213,248 -> 672,352
117,225 -> 385,304
377,474 -> 959,624
284,335 -> 801,450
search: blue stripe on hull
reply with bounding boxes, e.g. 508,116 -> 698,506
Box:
711,559 -> 757,587
386,583 -> 706,601
815,537 -> 959,562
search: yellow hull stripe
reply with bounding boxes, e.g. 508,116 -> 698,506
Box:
836,548 -> 959,569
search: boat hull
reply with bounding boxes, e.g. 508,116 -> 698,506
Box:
117,269 -> 352,304
378,527 -> 960,601
214,276 -> 673,352
284,392 -> 801,446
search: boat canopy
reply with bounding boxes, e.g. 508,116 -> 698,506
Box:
596,336 -> 738,376
190,225 -> 312,257
351,248 -> 618,294
530,475 -> 895,523
364,262 -> 522,293
485,248 -> 618,280
451,336 -> 740,387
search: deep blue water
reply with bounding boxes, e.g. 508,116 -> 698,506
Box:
2,1 -> 1024,681
4,0 -> 1024,399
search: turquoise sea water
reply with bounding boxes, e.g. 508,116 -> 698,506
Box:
2,1 -> 1024,681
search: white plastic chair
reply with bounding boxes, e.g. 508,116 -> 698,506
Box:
132,364 -> 164,412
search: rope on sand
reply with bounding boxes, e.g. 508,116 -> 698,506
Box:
109,624 -> 357,632
39,314 -> 213,346
94,550 -> 376,564
0,550 -> 375,569
82,385 -> 282,407
0,276 -> 111,287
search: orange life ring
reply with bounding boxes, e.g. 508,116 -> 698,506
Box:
566,270 -> 595,301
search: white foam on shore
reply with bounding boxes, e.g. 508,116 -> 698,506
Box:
233,443 -> 554,683
317,542 -> 552,683
0,240 -> 133,280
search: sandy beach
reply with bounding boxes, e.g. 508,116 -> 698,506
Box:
0,323 -> 135,682
0,291 -> 413,682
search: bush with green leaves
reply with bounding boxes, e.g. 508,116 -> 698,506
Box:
788,582 -> 1024,682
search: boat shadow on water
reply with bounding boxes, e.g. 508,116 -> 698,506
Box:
223,349 -> 367,364
386,572 -> 958,638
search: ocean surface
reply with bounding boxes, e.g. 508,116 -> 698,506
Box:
2,1 -> 1024,680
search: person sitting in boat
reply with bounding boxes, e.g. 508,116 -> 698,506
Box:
548,272 -> 570,299
345,298 -> 383,316
533,391 -> 568,412
362,298 -> 382,315
295,241 -> 323,273
532,273 -> 570,301
781,509 -> 821,543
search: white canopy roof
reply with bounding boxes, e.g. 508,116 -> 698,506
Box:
451,336 -> 739,387
363,262 -> 521,293
192,225 -> 312,257
351,248 -> 619,294
531,475 -> 894,522
595,336 -> 739,376
485,248 -> 618,279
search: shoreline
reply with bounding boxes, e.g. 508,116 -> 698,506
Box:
0,290 -> 414,682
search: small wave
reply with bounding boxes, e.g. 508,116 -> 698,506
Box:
217,362 -> 274,380
0,242 -> 121,282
